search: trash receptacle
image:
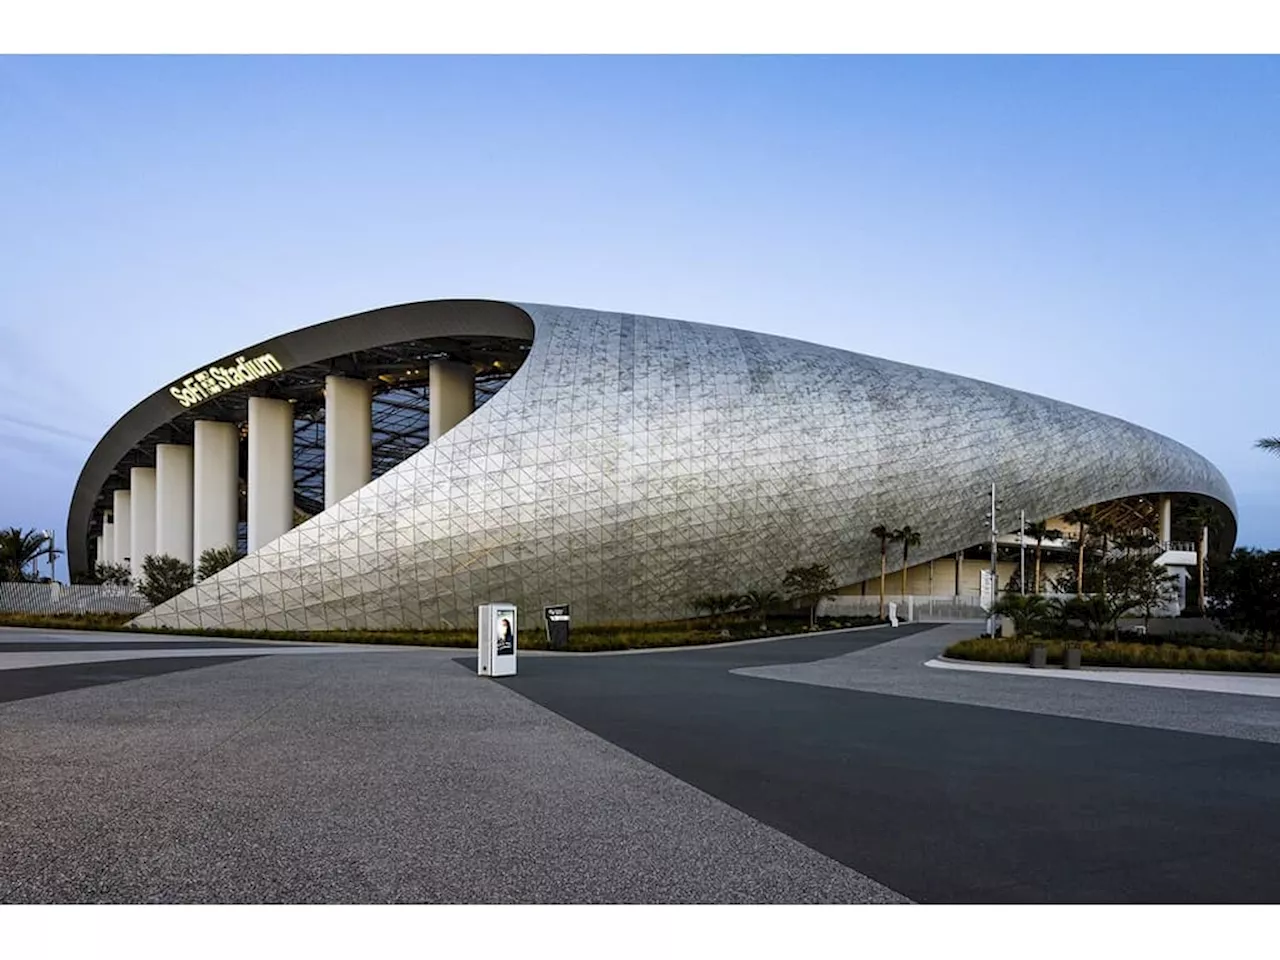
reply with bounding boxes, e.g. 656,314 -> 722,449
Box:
1029,644 -> 1048,669
1063,646 -> 1082,670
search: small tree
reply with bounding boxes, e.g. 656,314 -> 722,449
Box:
197,545 -> 244,581
783,563 -> 838,630
95,562 -> 132,586
137,554 -> 194,607
1111,556 -> 1179,631
1210,548 -> 1280,652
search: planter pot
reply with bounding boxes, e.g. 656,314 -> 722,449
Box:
1029,645 -> 1048,669
1064,647 -> 1082,670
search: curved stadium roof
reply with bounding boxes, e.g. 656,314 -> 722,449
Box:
68,299 -> 1237,630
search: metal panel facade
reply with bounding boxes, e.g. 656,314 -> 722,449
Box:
130,303 -> 1237,630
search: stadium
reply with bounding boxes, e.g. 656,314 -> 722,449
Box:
65,299 -> 1238,630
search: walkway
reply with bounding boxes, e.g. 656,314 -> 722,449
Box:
928,655 -> 1280,699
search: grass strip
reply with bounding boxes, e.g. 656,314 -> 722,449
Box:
0,611 -> 882,652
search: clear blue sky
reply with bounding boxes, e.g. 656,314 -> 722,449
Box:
1,56 -> 1276,578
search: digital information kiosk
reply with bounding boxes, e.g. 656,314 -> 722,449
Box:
478,603 -> 518,677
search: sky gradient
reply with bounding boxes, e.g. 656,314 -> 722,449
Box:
1,55 -> 1276,579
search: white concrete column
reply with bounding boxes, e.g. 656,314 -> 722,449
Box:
1159,496 -> 1173,544
95,533 -> 105,568
129,467 -> 157,580
324,375 -> 372,507
429,359 -> 475,442
194,420 -> 240,561
248,397 -> 294,552
112,490 -> 131,567
156,443 -> 194,565
102,515 -> 114,569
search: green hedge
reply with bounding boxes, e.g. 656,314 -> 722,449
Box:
946,637 -> 1280,673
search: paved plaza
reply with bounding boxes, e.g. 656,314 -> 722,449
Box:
2,623 -> 1279,903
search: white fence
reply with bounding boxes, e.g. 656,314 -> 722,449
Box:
817,594 -> 989,621
818,591 -> 1183,624
0,581 -> 151,616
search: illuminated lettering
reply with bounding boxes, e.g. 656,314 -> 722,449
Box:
167,352 -> 284,408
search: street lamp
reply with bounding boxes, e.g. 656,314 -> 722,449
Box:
1019,509 -> 1026,596
41,529 -> 57,583
983,483 -> 1003,636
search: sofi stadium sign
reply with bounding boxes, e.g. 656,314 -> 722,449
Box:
169,353 -> 285,408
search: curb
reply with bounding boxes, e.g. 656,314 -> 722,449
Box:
933,652 -> 1280,680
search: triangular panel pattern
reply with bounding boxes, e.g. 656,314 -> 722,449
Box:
133,303 -> 1237,631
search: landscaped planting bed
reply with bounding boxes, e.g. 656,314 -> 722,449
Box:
946,636 -> 1280,673
0,611 -> 881,652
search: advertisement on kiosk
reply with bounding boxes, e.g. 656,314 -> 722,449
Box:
477,603 -> 517,677
495,607 -> 516,657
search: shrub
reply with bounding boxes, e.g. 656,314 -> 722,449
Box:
137,554 -> 195,606
95,562 -> 132,586
945,637 -> 1280,673
992,593 -> 1051,638
711,592 -> 750,616
197,545 -> 245,581
783,564 -> 838,629
0,612 -> 136,631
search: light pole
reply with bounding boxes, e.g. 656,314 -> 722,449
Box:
1019,509 -> 1026,596
43,529 -> 57,582
983,482 -> 1001,636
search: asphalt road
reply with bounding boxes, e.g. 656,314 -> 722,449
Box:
0,639 -> 902,904
6,623 -> 1279,903
498,625 -> 1280,904
0,655 -> 261,704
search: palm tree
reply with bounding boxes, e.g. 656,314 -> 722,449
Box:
992,592 -> 1051,639
1257,437 -> 1280,456
0,527 -> 52,582
1090,515 -> 1120,599
1184,500 -> 1216,616
892,525 -> 922,600
742,588 -> 781,628
1061,509 -> 1092,594
870,524 -> 892,618
1024,520 -> 1054,594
